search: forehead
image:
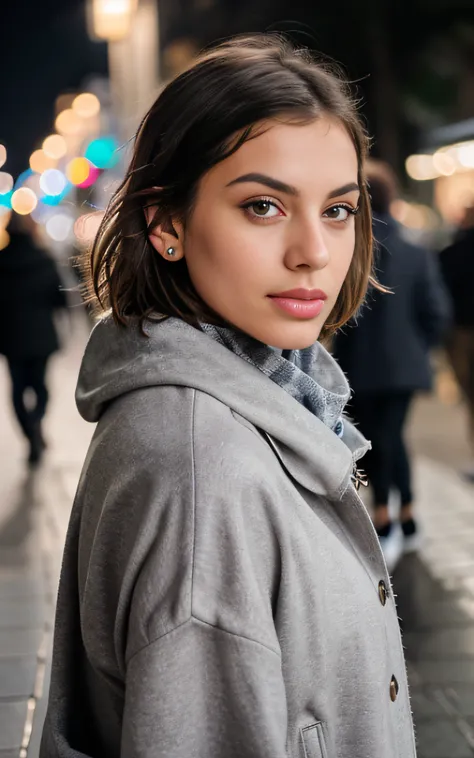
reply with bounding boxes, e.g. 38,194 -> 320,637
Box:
203,117 -> 358,195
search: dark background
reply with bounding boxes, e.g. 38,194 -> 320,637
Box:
2,0 -> 474,179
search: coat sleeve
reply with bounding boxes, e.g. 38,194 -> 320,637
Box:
121,617 -> 289,758
414,248 -> 452,348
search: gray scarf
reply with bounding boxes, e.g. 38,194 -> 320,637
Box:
201,324 -> 350,437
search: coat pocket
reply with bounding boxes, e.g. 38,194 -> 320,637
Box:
300,722 -> 329,758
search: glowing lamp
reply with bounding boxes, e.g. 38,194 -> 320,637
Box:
30,149 -> 57,174
40,169 -> 68,197
55,109 -> 84,137
73,93 -> 100,119
78,165 -> 101,188
0,172 -> 14,194
67,157 -> 92,186
88,0 -> 138,42
46,213 -> 74,242
43,134 -> 68,160
0,229 -> 10,250
11,188 -> 38,215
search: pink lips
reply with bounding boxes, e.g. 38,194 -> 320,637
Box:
268,288 -> 327,319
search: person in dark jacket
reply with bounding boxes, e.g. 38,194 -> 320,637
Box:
0,215 -> 67,464
333,160 -> 451,553
439,206 -> 474,482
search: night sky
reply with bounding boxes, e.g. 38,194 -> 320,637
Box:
0,0 -> 108,177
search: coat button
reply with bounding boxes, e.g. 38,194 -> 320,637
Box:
378,580 -> 388,606
390,676 -> 399,702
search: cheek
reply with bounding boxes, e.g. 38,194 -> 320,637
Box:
330,229 -> 356,287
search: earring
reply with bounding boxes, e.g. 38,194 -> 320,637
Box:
166,247 -> 176,257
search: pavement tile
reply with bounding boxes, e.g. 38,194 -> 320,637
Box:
0,656 -> 36,699
403,628 -> 474,661
0,597 -> 45,629
446,686 -> 474,717
0,751 -> 24,757
414,720 -> 473,758
0,628 -> 42,657
410,689 -> 451,720
0,576 -> 45,601
0,700 -> 28,750
413,660 -> 474,685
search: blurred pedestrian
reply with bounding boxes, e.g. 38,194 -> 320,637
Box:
439,205 -> 474,482
42,36 -> 416,758
333,160 -> 451,560
0,215 -> 67,464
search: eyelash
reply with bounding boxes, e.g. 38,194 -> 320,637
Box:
240,198 -> 360,223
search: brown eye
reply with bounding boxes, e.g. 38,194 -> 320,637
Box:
323,204 -> 357,222
252,201 -> 273,216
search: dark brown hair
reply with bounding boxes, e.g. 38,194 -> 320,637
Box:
87,33 -> 377,339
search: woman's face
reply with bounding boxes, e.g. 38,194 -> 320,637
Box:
184,117 -> 360,349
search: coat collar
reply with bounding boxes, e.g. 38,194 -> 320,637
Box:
77,316 -> 369,499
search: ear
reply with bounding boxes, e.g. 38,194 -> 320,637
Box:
145,205 -> 185,261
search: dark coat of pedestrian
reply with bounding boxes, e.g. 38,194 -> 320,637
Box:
333,160 -> 451,556
334,213 -> 451,394
0,229 -> 66,359
0,225 -> 67,464
439,215 -> 474,479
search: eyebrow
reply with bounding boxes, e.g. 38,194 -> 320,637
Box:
226,172 -> 360,200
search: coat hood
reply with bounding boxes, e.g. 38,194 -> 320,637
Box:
77,315 -> 369,497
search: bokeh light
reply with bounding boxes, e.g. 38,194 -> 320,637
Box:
40,169 -> 68,197
457,143 -> 474,169
30,149 -> 57,174
43,134 -> 68,160
405,154 -> 439,181
11,188 -> 38,215
85,137 -> 120,169
67,157 -> 91,186
89,0 -> 138,42
78,165 -> 101,189
0,229 -> 10,251
0,145 -> 6,170
45,212 -> 74,242
0,207 -> 11,228
73,93 -> 101,119
0,173 -> 14,194
432,150 -> 456,177
0,192 -> 12,209
55,109 -> 84,137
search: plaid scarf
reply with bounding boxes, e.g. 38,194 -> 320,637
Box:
202,324 -> 350,437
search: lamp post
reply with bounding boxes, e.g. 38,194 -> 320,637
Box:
87,0 -> 159,141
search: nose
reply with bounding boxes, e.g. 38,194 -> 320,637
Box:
284,216 -> 330,271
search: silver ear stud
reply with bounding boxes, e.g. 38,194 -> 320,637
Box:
166,247 -> 176,257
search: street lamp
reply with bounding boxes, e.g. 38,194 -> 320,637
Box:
87,0 -> 138,42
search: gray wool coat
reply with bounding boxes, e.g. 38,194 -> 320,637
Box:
40,316 -> 417,758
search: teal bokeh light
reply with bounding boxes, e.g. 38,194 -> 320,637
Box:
85,137 -> 120,170
41,183 -> 73,206
0,191 -> 12,208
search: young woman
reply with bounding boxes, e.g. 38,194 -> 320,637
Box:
41,35 -> 416,758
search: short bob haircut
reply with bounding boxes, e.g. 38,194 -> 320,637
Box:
88,33 -> 377,340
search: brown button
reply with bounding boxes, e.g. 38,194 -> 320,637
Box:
390,675 -> 399,702
378,580 -> 388,606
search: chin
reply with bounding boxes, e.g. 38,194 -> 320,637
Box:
250,320 -> 324,350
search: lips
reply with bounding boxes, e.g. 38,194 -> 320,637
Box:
268,288 -> 327,301
267,289 -> 327,319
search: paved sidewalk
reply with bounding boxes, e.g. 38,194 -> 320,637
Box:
0,320 -> 473,757
0,315 -> 92,757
